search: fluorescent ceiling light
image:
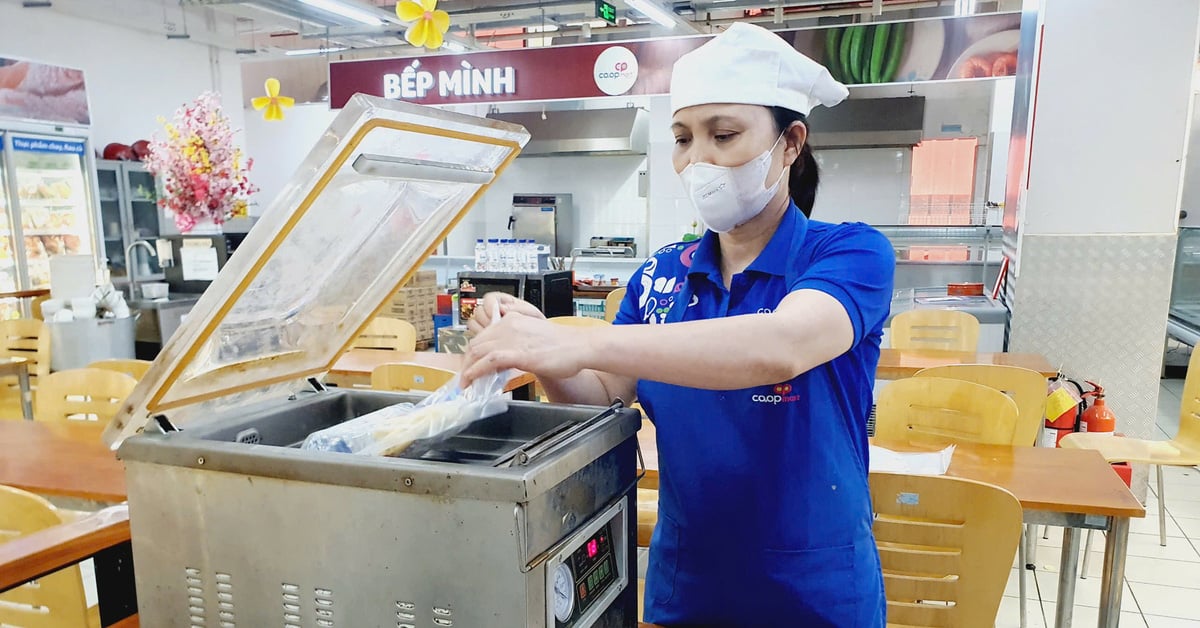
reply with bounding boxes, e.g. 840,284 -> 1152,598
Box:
298,0 -> 384,26
626,0 -> 676,29
286,46 -> 349,56
444,40 -> 468,52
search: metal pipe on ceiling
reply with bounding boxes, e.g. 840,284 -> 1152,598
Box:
463,0 -> 943,43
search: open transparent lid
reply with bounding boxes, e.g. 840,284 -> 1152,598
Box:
104,95 -> 528,448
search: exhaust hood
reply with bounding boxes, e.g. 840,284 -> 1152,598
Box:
805,97 -> 926,149
487,108 -> 649,157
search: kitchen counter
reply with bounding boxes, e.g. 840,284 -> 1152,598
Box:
131,294 -> 203,359
886,288 -> 1008,326
129,294 -> 202,310
883,287 -> 1008,353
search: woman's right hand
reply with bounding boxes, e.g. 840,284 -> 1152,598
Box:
466,292 -> 545,333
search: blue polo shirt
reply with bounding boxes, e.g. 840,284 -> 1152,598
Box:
616,203 -> 894,627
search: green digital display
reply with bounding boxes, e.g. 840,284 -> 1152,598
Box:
595,0 -> 617,25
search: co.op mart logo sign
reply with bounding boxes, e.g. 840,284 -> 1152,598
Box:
593,46 -> 639,96
752,384 -> 802,405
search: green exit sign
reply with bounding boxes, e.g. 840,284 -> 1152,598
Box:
596,0 -> 617,24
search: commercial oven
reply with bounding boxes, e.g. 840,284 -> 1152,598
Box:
103,95 -> 640,628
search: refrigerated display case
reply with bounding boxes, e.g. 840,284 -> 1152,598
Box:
0,142 -> 18,319
1168,227 -> 1200,346
96,160 -> 164,287
0,131 -> 99,300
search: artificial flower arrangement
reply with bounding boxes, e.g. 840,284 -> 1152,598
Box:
144,92 -> 257,233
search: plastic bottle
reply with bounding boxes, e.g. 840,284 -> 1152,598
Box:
474,238 -> 487,271
519,239 -> 532,272
486,239 -> 500,272
507,239 -> 518,272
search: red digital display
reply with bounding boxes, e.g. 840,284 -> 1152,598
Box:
587,539 -> 599,558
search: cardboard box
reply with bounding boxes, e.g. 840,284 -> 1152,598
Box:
405,270 -> 437,288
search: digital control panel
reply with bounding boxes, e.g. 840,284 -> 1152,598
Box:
548,499 -> 627,628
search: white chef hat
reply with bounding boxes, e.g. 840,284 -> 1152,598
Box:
670,22 -> 849,116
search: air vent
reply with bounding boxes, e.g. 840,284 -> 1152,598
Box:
235,428 -> 261,444
315,586 -> 336,626
215,571 -> 235,626
185,567 -> 205,628
396,599 -> 416,627
282,582 -> 302,627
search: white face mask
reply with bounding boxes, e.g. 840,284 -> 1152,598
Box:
679,133 -> 787,233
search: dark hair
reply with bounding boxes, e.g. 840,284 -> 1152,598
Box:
770,106 -> 819,217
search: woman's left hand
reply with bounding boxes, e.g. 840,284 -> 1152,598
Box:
461,313 -> 595,387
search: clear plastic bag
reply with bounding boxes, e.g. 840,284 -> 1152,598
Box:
303,298 -> 510,457
301,369 -> 510,456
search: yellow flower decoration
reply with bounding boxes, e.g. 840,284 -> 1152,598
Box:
397,0 -> 450,50
251,78 -> 294,122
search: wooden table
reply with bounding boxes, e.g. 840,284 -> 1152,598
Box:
0,420 -> 134,627
326,348 -> 537,399
0,356 -> 33,421
0,419 -> 125,502
0,506 -> 137,627
876,348 -> 1057,380
636,432 -> 1142,628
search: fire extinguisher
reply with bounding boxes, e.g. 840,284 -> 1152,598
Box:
1081,382 -> 1117,435
1042,376 -> 1086,448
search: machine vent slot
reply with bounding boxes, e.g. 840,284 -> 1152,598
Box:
214,571 -> 234,625
396,599 -> 416,627
282,582 -> 302,625
235,428 -> 261,444
432,605 -> 453,625
185,567 -> 205,628
314,586 -> 335,626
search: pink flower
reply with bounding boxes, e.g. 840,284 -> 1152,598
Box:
144,91 -> 258,233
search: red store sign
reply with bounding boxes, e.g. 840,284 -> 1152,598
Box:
328,14 -> 1021,108
329,37 -> 709,108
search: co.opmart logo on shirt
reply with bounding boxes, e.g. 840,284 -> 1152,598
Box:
593,46 -> 639,96
752,384 -> 802,405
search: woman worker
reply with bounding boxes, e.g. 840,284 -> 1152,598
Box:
464,23 -> 894,627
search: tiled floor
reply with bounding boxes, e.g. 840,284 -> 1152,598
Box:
992,378 -> 1200,627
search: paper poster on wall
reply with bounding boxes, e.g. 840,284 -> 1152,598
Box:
180,245 -> 219,281
0,56 -> 90,125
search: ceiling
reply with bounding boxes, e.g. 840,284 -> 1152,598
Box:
9,0 -> 1018,58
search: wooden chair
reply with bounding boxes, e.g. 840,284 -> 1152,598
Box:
34,368 -> 137,423
604,287 -> 627,323
875,377 -> 1020,447
0,484 -> 91,628
871,472 -> 1023,627
913,364 -> 1051,622
548,316 -> 610,328
913,365 -> 1048,447
87,358 -> 153,381
0,319 -> 50,419
636,488 -> 658,548
1062,346 -> 1200,547
0,318 -> 50,381
30,294 -> 49,321
890,310 -> 981,352
351,317 -> 417,352
371,363 -> 456,393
